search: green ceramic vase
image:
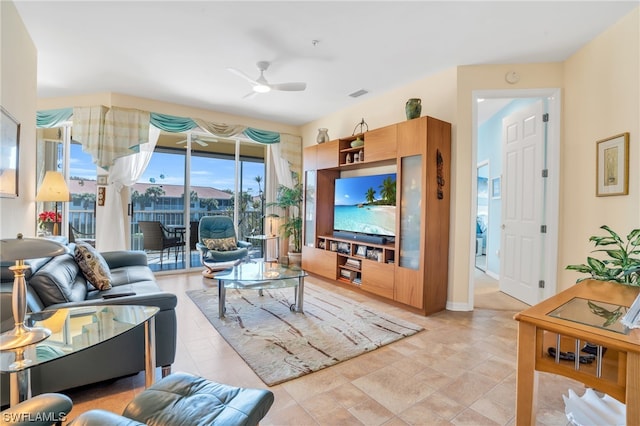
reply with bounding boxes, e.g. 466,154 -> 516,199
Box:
405,98 -> 422,120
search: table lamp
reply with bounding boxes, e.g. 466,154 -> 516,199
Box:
0,234 -> 66,350
35,171 -> 71,236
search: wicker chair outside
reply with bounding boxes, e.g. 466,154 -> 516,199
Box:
138,221 -> 185,266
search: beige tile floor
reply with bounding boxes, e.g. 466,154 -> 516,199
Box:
63,272 -> 584,425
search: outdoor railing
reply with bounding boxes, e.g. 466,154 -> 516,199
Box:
69,209 -> 264,254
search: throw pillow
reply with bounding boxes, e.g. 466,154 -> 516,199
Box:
74,242 -> 112,290
203,236 -> 237,252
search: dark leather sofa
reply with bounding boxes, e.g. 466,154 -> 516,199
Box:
0,245 -> 177,407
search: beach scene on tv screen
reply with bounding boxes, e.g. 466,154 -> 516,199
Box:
334,173 -> 396,237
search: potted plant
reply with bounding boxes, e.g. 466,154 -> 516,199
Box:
38,211 -> 62,235
566,225 -> 640,336
566,225 -> 640,286
268,173 -> 303,265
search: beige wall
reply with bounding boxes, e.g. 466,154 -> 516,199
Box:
454,63 -> 564,307
300,68 -> 457,147
301,6 -> 639,309
0,1 -> 37,239
559,7 -> 639,290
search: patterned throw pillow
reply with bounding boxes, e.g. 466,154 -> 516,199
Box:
203,237 -> 238,252
74,242 -> 112,290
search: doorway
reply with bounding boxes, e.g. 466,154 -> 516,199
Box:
475,161 -> 489,271
471,89 -> 561,309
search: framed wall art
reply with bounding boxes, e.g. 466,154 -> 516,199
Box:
491,176 -> 501,199
596,132 -> 629,197
0,107 -> 20,198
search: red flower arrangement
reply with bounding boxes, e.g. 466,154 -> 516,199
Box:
38,211 -> 62,226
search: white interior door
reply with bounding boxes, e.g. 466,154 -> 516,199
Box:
500,100 -> 544,305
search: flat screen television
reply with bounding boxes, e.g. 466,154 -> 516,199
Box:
334,173 -> 396,238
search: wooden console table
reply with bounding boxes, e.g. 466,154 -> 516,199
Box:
514,279 -> 639,425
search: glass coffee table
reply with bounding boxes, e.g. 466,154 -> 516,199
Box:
215,260 -> 307,318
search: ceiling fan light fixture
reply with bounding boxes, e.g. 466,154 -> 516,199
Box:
229,61 -> 305,97
253,84 -> 271,93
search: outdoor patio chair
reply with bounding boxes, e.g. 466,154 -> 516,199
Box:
69,223 -> 96,247
138,221 -> 185,266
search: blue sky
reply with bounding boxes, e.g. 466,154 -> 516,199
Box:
334,173 -> 396,205
70,144 -> 265,195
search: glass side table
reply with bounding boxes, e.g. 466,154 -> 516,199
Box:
0,304 -> 159,406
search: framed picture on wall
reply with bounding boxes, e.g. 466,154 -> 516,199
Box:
0,107 -> 20,198
596,132 -> 629,197
491,177 -> 501,199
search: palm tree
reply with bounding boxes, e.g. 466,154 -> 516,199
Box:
200,198 -> 218,211
254,175 -> 265,235
365,188 -> 376,204
145,186 -> 165,206
254,175 -> 263,197
75,192 -> 96,209
379,176 -> 396,205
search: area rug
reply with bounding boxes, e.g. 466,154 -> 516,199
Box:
186,283 -> 423,386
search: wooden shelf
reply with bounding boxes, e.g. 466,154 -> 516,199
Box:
302,116 -> 451,315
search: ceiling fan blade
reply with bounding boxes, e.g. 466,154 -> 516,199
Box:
227,67 -> 259,85
270,82 -> 306,91
242,91 -> 258,99
175,138 -> 208,146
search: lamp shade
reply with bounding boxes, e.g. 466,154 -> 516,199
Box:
35,171 -> 71,202
0,234 -> 66,261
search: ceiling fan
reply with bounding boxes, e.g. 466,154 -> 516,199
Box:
227,61 -> 306,98
175,136 -> 217,147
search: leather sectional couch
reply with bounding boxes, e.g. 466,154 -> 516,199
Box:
0,245 -> 177,407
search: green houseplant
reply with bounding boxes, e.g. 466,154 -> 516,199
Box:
268,173 -> 303,264
566,225 -> 640,286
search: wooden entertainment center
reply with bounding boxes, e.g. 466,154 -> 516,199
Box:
302,116 -> 451,315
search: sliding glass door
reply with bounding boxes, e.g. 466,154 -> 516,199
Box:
132,132 -> 265,272
35,125 -> 266,273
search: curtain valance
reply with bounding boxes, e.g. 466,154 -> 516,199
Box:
150,112 -> 198,133
73,106 -> 150,169
37,108 -> 282,144
245,127 -> 280,144
191,118 -> 280,143
192,118 -> 246,138
36,107 -> 73,128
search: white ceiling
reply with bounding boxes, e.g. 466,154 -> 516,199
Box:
13,1 -> 638,127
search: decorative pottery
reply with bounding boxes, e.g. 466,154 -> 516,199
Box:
288,252 -> 302,266
41,222 -> 60,235
350,137 -> 364,148
317,128 -> 329,144
405,98 -> 422,120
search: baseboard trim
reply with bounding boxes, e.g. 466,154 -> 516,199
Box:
486,270 -> 499,280
446,301 -> 473,311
